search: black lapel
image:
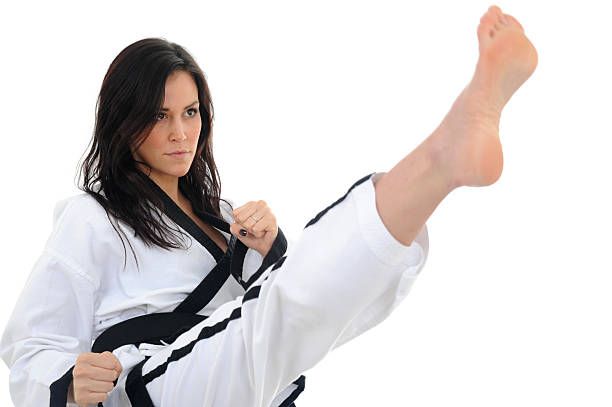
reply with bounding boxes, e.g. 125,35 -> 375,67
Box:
144,176 -> 230,262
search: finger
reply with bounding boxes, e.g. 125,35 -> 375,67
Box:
245,205 -> 269,228
107,351 -> 122,373
73,364 -> 119,382
89,366 -> 121,382
230,222 -> 250,238
244,211 -> 265,230
232,201 -> 255,222
92,352 -> 122,372
233,204 -> 257,224
234,201 -> 267,225
251,217 -> 274,236
82,377 -> 115,393
247,213 -> 271,238
231,219 -> 263,240
234,212 -> 260,233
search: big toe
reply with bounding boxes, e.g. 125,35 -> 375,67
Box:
478,6 -> 525,39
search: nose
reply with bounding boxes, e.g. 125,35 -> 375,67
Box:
169,118 -> 187,141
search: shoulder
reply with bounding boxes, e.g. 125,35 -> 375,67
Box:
49,192 -> 117,242
45,192 -> 124,278
52,192 -> 110,228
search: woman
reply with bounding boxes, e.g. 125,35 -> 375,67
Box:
0,5 -> 537,406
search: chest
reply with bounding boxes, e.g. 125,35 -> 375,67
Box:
186,208 -> 229,253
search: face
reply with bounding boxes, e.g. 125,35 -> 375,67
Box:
132,70 -> 201,191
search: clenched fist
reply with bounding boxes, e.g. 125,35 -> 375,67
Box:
230,199 -> 279,257
70,351 -> 122,406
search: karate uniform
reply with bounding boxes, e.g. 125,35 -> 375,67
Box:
0,171 -> 429,406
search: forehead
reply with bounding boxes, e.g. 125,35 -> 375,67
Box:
162,70 -> 199,106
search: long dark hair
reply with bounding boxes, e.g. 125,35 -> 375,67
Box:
77,37 -> 230,271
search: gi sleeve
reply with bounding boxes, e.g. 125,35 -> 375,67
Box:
0,250 -> 97,407
0,195 -> 105,407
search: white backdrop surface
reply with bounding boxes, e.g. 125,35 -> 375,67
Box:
0,0 -> 610,405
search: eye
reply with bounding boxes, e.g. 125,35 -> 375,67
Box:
153,108 -> 199,122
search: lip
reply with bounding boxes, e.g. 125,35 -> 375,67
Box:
166,150 -> 190,155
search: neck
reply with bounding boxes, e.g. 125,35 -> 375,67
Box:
149,172 -> 182,206
134,161 -> 187,208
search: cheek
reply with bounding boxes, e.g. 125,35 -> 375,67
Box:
137,131 -> 166,157
189,121 -> 202,142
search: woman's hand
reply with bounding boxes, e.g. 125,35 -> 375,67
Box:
230,200 -> 278,257
70,351 -> 122,406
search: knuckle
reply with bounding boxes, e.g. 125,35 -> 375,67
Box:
72,366 -> 85,378
76,352 -> 90,363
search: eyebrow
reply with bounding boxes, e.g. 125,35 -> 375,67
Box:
160,100 -> 199,111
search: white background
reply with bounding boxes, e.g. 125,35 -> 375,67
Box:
1,0 -> 611,405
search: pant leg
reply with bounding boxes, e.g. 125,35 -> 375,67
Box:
140,172 -> 429,407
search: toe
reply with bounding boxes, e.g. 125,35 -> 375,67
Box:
505,14 -> 525,31
479,15 -> 494,32
477,6 -> 508,39
488,5 -> 503,17
481,7 -> 501,27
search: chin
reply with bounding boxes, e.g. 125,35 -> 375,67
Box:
158,159 -> 194,178
174,168 -> 191,177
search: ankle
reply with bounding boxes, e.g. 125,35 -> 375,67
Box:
422,127 -> 463,192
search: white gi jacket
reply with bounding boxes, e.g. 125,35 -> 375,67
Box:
0,171 -> 429,406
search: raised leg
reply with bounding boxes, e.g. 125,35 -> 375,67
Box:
127,7 -> 539,407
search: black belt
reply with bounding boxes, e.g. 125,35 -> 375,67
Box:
92,227 -> 290,406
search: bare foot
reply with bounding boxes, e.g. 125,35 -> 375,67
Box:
429,5 -> 538,188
